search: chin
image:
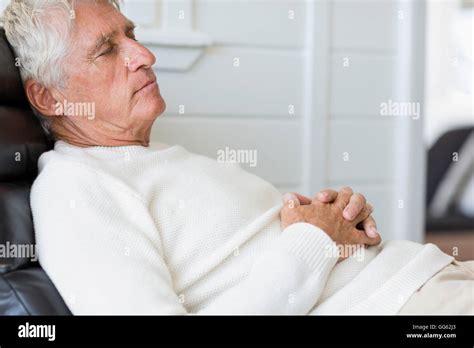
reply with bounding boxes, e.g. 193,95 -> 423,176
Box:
138,95 -> 166,121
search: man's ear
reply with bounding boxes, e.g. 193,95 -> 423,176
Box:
24,80 -> 60,117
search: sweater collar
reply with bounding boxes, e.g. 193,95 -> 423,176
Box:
53,140 -> 176,158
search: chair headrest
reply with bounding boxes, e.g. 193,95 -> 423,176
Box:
0,27 -> 52,181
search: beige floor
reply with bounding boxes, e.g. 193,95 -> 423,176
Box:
425,231 -> 474,261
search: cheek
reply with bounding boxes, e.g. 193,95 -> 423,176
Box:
63,77 -> 93,101
81,73 -> 126,115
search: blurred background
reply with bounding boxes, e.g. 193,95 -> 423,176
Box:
1,0 -> 472,258
424,0 -> 473,260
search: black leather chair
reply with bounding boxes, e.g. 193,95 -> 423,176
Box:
0,27 -> 71,315
426,126 -> 474,231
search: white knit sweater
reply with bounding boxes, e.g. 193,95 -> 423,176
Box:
30,141 -> 453,315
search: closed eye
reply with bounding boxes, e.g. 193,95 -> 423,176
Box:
127,31 -> 138,42
98,44 -> 117,57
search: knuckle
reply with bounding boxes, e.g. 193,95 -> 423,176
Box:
333,203 -> 345,215
355,208 -> 369,222
354,193 -> 366,204
370,235 -> 382,245
363,206 -> 372,217
365,222 -> 376,230
341,186 -> 353,194
368,216 -> 376,226
349,199 -> 364,213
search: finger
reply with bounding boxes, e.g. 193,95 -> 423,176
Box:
282,192 -> 300,208
352,228 -> 382,246
332,186 -> 353,211
361,216 -> 379,239
343,193 -> 366,221
364,231 -> 382,246
313,188 -> 338,203
353,202 -> 374,224
291,192 -> 312,205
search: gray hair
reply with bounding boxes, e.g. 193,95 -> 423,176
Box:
0,0 -> 120,136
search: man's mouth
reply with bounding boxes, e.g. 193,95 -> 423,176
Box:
135,77 -> 157,95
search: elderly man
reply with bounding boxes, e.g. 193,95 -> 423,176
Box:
2,0 -> 472,315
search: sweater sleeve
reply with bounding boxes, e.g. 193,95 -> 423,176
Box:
31,161 -> 339,315
198,222 -> 340,314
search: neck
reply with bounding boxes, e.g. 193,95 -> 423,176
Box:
50,117 -> 153,148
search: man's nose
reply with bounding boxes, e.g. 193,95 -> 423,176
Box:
123,41 -> 156,72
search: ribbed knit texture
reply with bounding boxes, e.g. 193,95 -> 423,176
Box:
30,141 -> 453,315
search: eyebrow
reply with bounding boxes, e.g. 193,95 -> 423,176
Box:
87,19 -> 136,57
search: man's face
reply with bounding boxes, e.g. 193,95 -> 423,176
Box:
58,0 -> 165,130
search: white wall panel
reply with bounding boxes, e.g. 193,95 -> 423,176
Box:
330,53 -> 396,117
194,0 -> 306,48
123,0 -> 157,27
328,121 -> 396,182
332,0 -> 398,51
154,46 -> 304,117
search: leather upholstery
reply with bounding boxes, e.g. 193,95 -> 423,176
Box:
0,27 -> 71,315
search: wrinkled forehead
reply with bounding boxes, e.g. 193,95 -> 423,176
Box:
69,1 -> 126,48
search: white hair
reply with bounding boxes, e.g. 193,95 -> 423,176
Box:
0,0 -> 120,136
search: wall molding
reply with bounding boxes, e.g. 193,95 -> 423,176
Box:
136,0 -> 212,71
